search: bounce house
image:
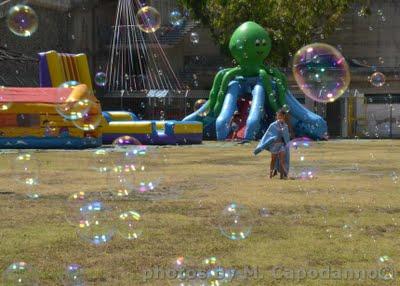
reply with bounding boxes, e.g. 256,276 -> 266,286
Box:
0,51 -> 203,149
184,22 -> 327,141
0,84 -> 102,149
37,50 -> 203,146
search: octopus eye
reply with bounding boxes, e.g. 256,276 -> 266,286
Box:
262,39 -> 267,45
255,39 -> 261,46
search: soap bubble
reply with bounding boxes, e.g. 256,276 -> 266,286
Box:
116,210 -> 143,240
116,146 -> 165,196
14,153 -> 39,186
190,32 -> 200,45
2,262 -> 39,285
71,100 -> 102,131
202,256 -> 235,284
342,223 -> 354,239
92,149 -> 109,173
259,207 -> 271,217
62,264 -> 85,286
108,174 -> 131,198
169,9 -> 183,27
218,203 -> 253,240
288,137 -> 316,180
0,88 -> 12,111
56,81 -> 91,120
77,201 -> 115,245
136,6 -> 161,33
293,43 -> 350,103
378,256 -> 395,280
174,256 -> 203,284
112,136 -> 142,148
94,72 -> 107,87
369,72 -> 386,87
65,191 -> 92,225
7,5 -> 38,37
194,99 -> 207,111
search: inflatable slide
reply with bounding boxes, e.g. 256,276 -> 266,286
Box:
183,22 -> 327,141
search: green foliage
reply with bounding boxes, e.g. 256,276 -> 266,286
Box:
179,0 -> 367,66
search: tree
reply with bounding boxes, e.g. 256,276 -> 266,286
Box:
179,0 -> 367,66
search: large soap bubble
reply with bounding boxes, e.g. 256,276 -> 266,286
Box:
7,5 -> 38,37
218,203 -> 253,240
92,149 -> 110,173
14,153 -> 39,186
55,81 -> 90,120
71,100 -> 102,131
62,264 -> 85,286
65,192 -> 98,226
116,210 -> 143,240
293,43 -> 350,103
288,137 -> 316,180
117,146 -> 165,196
2,262 -> 39,285
112,136 -> 142,148
77,201 -> 115,245
136,6 -> 161,33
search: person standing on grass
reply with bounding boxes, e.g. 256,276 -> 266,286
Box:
254,109 -> 291,179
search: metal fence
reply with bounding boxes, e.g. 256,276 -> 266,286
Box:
356,94 -> 400,138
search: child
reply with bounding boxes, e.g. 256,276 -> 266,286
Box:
254,109 -> 291,179
229,111 -> 241,139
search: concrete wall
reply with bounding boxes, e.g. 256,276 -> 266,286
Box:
328,0 -> 400,67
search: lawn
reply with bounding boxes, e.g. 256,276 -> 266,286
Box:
0,140 -> 399,285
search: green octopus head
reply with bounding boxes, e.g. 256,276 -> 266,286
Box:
229,21 -> 271,66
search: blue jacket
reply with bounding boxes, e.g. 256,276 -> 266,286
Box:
254,120 -> 290,172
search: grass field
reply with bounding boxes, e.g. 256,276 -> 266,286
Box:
0,140 -> 400,285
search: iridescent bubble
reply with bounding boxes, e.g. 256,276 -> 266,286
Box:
378,256 -> 395,281
27,193 -> 40,200
2,262 -> 39,285
174,256 -> 203,284
72,100 -> 102,131
122,146 -> 164,195
94,72 -> 107,87
370,72 -> 386,87
7,5 -> 38,37
201,256 -> 234,284
288,137 -> 316,180
62,264 -> 85,286
190,32 -> 200,44
108,174 -> 131,198
77,201 -> 115,245
218,203 -> 253,240
116,210 -> 143,240
342,223 -> 353,239
169,9 -> 183,27
0,87 -> 12,111
136,6 -> 161,33
112,136 -> 142,148
14,153 -> 39,186
194,99 -> 207,111
92,149 -> 109,173
65,191 -> 91,225
259,207 -> 271,217
293,43 -> 350,103
56,81 -> 90,120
